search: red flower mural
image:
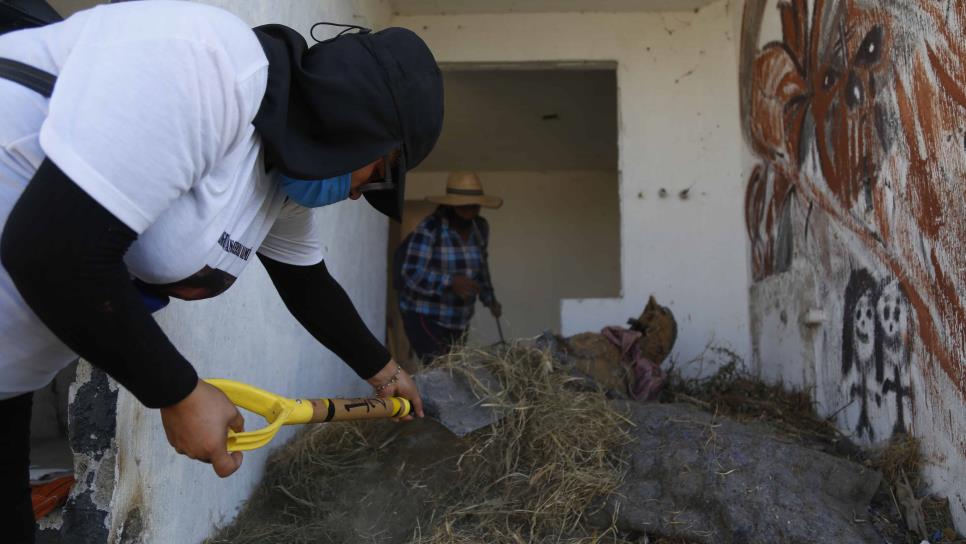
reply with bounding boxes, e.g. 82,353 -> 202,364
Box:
743,0 -> 966,403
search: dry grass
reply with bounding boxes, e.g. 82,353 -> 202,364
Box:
207,423 -> 389,544
410,343 -> 635,543
662,352 -> 844,451
210,342 -> 642,544
210,338 -> 964,544
864,434 -> 966,544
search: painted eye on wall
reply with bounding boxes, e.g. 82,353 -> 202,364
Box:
845,73 -> 865,107
856,26 -> 884,66
846,72 -> 864,108
823,69 -> 839,90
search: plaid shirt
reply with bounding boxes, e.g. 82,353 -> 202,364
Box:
398,209 -> 495,330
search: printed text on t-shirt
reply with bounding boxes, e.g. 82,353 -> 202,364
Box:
217,231 -> 253,260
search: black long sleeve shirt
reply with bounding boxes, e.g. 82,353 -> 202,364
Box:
1,159 -> 389,408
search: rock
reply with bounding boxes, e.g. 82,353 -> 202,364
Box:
414,366 -> 506,437
591,402 -> 883,543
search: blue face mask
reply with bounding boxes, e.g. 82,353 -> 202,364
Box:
280,173 -> 352,208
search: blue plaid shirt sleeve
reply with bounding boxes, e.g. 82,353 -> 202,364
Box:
476,220 -> 496,306
401,222 -> 451,297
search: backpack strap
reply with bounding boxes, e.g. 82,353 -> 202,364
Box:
0,0 -> 63,32
0,57 -> 55,97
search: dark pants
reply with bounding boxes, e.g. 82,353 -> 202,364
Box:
1,392 -> 35,544
401,311 -> 465,362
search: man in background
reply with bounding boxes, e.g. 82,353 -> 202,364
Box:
397,171 -> 502,360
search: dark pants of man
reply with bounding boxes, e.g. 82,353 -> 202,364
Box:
401,311 -> 465,362
1,392 -> 35,544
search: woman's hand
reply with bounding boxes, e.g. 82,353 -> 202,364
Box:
367,359 -> 424,420
159,379 -> 245,477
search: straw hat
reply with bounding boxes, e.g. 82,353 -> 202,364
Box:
425,171 -> 503,209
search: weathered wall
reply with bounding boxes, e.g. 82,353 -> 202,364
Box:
50,2 -> 394,543
406,170 -> 621,344
47,0 -> 99,16
740,0 -> 966,530
395,0 -> 750,375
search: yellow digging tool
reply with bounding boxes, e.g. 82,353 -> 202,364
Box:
205,379 -> 414,452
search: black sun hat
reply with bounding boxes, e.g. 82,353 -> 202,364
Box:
252,23 -> 444,221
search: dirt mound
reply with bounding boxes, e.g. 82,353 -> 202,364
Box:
210,344 -> 634,544
210,334 -> 964,543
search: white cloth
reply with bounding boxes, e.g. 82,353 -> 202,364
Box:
0,1 -> 323,399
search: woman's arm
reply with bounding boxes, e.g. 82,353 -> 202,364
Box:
257,254 -> 423,416
1,159 -> 197,407
1,159 -> 244,476
257,254 -> 390,378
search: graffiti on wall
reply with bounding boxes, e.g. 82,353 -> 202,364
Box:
841,268 -> 913,441
741,0 -> 966,440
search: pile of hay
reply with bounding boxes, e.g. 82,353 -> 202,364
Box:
413,344 -> 635,542
211,337 -> 965,543
211,343 -> 641,544
662,351 -> 848,454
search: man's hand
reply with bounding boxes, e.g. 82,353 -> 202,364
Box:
488,301 -> 503,318
367,359 -> 424,420
159,379 -> 244,478
451,275 -> 480,299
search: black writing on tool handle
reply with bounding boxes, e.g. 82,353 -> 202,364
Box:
342,398 -> 389,413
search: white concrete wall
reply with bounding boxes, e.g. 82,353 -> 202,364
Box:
104,2 -> 392,543
406,170 -> 620,345
395,0 -> 750,375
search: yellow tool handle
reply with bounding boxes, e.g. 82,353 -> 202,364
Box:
205,379 -> 416,452
300,396 -> 413,423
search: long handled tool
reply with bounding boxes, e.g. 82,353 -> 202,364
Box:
206,379 -> 414,452
495,316 -> 506,345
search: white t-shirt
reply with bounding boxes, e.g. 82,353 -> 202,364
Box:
0,1 -> 324,399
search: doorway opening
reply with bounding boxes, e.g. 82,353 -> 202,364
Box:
387,63 -> 621,368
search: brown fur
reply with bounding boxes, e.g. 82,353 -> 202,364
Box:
566,332 -> 627,394
627,296 -> 678,365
